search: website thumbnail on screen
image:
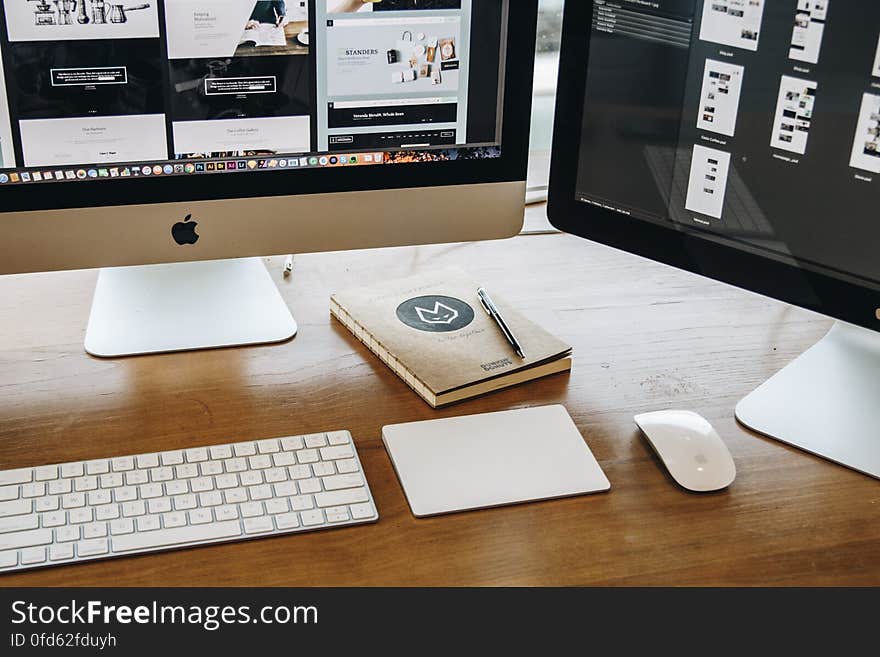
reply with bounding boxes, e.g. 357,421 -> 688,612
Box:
0,0 -> 506,186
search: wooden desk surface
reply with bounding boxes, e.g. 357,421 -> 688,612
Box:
2,213 -> 878,586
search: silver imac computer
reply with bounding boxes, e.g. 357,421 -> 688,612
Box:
549,1 -> 880,478
0,0 -> 537,357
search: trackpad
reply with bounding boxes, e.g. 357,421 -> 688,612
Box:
382,405 -> 610,517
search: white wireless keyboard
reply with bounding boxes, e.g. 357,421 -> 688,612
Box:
0,431 -> 378,573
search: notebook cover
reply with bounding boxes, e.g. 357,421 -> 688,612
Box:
330,268 -> 572,396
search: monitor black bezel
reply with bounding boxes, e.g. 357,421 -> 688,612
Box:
547,0 -> 880,335
0,1 -> 537,214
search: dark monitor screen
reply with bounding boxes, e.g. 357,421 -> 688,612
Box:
0,1 -> 507,187
573,0 -> 880,290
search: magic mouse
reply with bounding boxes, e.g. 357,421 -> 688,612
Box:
634,410 -> 736,492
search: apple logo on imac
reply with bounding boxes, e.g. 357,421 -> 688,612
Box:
172,214 -> 199,245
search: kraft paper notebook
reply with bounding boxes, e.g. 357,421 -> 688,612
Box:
330,268 -> 572,407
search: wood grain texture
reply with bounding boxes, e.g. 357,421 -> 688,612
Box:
1,207 -> 878,586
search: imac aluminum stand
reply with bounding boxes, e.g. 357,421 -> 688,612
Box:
736,322 -> 880,479
84,258 -> 297,357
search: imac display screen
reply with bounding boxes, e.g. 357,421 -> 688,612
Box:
0,1 -> 507,184
574,0 -> 880,288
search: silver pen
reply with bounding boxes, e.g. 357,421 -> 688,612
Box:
477,287 -> 526,359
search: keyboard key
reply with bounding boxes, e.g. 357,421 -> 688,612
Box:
114,487 -> 137,502
199,491 -> 223,507
190,477 -> 213,493
350,503 -> 375,520
296,449 -> 319,464
35,496 -> 60,512
0,469 -> 32,486
215,474 -> 238,489
289,495 -> 314,511
122,501 -> 146,517
150,467 -> 174,482
305,434 -> 327,448
298,478 -> 321,495
264,468 -> 287,484
328,431 -> 350,446
240,471 -> 262,487
160,450 -> 184,466
69,508 -> 93,524
49,543 -> 74,561
272,452 -> 296,467
280,436 -> 304,451
214,505 -> 239,522
74,476 -> 97,492
249,485 -> 272,501
99,473 -> 124,489
0,500 -> 32,517
140,484 -> 163,499
42,511 -> 66,527
210,445 -> 233,460
301,509 -> 324,526
322,474 -> 365,491
189,509 -> 212,525
110,518 -> 134,535
35,465 -> 59,481
0,550 -> 17,567
86,459 -> 110,475
200,461 -> 223,477
244,516 -> 274,534
48,479 -> 72,495
83,522 -> 108,539
165,480 -> 188,496
137,516 -> 161,532
176,464 -> 199,479
113,521 -> 241,553
313,462 -> 335,477
136,454 -> 159,469
273,481 -> 296,497
315,488 -> 370,508
111,457 -> 134,472
240,502 -> 263,518
185,448 -> 208,463
248,455 -> 272,470
60,463 -> 83,478
224,488 -> 248,504
0,514 -> 39,534
173,494 -> 197,511
162,512 -> 186,529
233,442 -> 257,457
1,528 -> 53,551
257,439 -> 280,454
61,493 -> 85,509
225,458 -> 247,473
147,498 -> 172,514
265,498 -> 288,515
95,505 -> 119,521
320,445 -> 355,461
22,482 -> 46,498
288,465 -> 311,480
325,506 -> 350,523
77,539 -> 109,557
88,490 -> 111,506
125,470 -> 148,486
55,526 -> 80,543
21,546 -> 47,564
274,512 -> 300,530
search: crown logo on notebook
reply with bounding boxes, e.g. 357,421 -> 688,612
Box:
414,302 -> 459,325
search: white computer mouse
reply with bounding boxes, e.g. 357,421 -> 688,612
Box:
634,410 -> 736,492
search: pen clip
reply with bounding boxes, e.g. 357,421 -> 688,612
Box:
477,288 -> 492,315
